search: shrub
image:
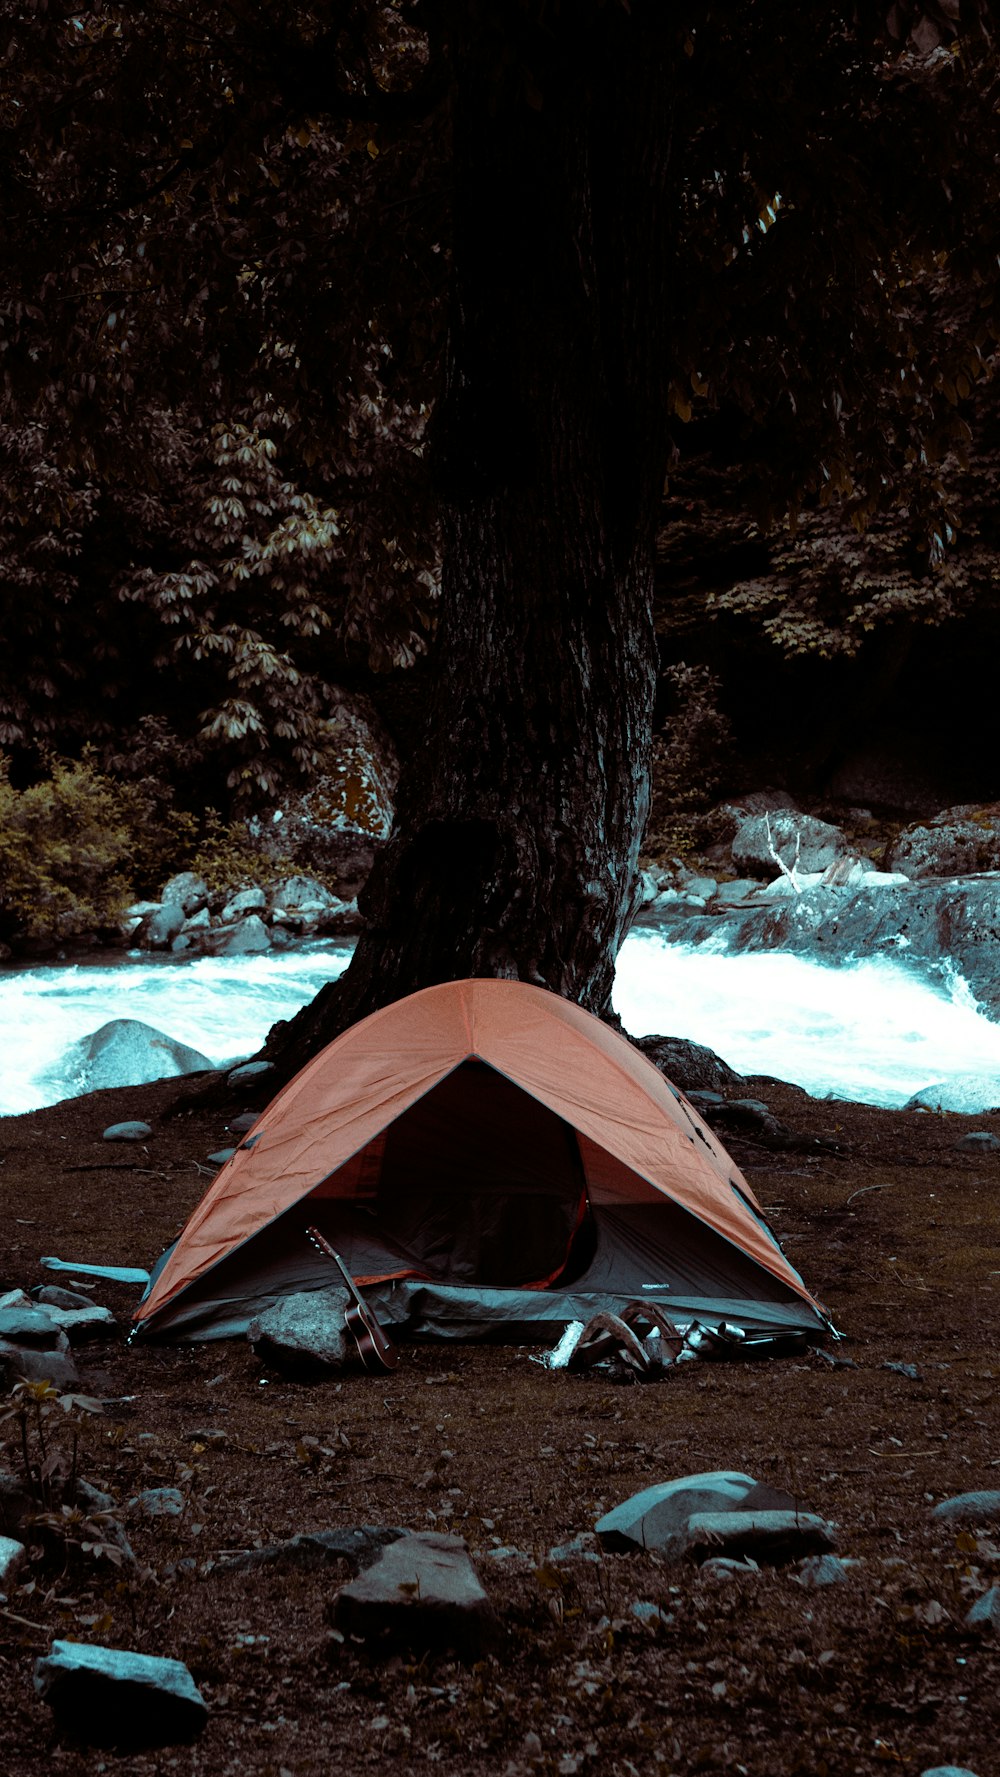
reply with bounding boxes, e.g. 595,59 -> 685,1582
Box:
0,753 -> 136,944
646,663 -> 733,857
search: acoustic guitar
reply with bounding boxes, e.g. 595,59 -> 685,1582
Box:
305,1225 -> 400,1373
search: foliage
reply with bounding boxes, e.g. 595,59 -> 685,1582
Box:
188,811 -> 297,897
0,754 -> 135,944
0,1379 -> 126,1570
646,665 -> 733,856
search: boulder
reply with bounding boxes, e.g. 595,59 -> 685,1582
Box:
595,1472 -> 795,1554
905,1080 -> 1000,1114
32,1285 -> 96,1311
220,885 -> 267,922
136,902 -> 186,949
130,1488 -> 185,1520
272,875 -> 337,916
34,1641 -> 208,1748
633,1035 -> 746,1094
930,1491 -> 1000,1526
731,810 -> 852,880
255,700 -> 398,875
227,1059 -> 274,1086
160,872 -> 210,915
683,1509 -> 836,1565
248,1288 -> 352,1376
65,1019 -> 213,1093
0,1342 -> 80,1391
103,1121 -> 153,1141
208,914 -> 272,957
332,1531 -> 496,1652
919,1769 -> 980,1777
0,1306 -> 69,1350
888,807 -> 1000,880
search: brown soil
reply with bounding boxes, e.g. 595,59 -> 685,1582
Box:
1,1073 -> 999,1776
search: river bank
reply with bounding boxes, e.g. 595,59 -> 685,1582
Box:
1,1068 -> 998,1777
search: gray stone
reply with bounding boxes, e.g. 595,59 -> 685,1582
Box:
548,1533 -> 601,1566
207,1148 -> 236,1166
0,1306 -> 68,1350
180,906 -> 211,933
333,1531 -> 496,1652
698,1556 -> 759,1579
66,1018 -> 212,1092
930,1491 -> 1000,1526
965,1584 -> 1000,1631
103,1121 -> 153,1142
34,1302 -> 114,1343
32,1285 -> 95,1311
217,1526 -> 404,1576
227,1059 -> 274,1085
595,1472 -> 794,1554
731,810 -> 851,880
0,1533 -> 27,1588
137,902 -> 186,949
34,1640 -> 208,1748
210,914 -> 272,956
272,874 -> 336,914
684,1510 -> 836,1565
906,1079 -> 1000,1114
221,886 -> 267,921
130,1488 -> 185,1520
248,1288 -> 352,1376
228,1112 -> 259,1134
632,1036 -> 746,1094
919,1769 -> 980,1777
160,872 -> 210,915
953,1131 -> 1000,1153
888,809 -> 1000,880
883,1361 -> 921,1381
797,1554 -> 851,1588
0,1342 -> 80,1392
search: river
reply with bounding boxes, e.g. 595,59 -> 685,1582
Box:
2,927 -> 999,1117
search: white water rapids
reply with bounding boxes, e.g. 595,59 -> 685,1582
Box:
1,928 -> 999,1117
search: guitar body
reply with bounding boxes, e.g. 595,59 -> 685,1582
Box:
306,1226 -> 400,1372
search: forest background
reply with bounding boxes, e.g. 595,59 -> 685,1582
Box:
3,1 -> 1000,1021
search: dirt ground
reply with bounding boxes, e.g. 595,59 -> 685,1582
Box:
1,1071 -> 998,1776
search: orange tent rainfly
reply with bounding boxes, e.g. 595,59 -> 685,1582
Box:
133,978 -> 828,1344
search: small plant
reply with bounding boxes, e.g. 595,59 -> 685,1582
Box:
0,752 -> 136,945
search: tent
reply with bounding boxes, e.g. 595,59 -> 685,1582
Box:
133,978 -> 828,1344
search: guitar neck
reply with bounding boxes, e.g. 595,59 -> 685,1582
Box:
306,1227 -> 365,1310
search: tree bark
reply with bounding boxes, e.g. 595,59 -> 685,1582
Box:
267,4 -> 677,1075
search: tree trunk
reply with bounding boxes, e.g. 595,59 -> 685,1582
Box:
267,5 -> 677,1076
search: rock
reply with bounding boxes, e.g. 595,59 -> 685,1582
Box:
965,1584 -> 1000,1631
130,1488 -> 185,1519
888,807 -> 1000,880
207,1148 -> 236,1166
481,1545 -> 534,1573
919,1769 -> 980,1777
0,1533 -> 27,1588
930,1491 -> 1000,1526
796,1554 -> 851,1588
633,1035 -> 746,1094
26,1300 -> 114,1343
218,1526 -> 404,1575
595,1472 -> 794,1554
220,885 -> 267,922
0,1342 -> 80,1392
698,1556 -> 759,1579
103,1121 -> 153,1142
683,1510 -> 837,1566
181,906 -> 211,933
255,701 -> 398,874
248,1288 -> 352,1376
731,810 -> 852,880
332,1531 -> 496,1652
65,1018 -> 213,1093
547,1533 -> 601,1566
883,1361 -> 921,1381
709,1098 -> 787,1139
32,1285 -> 95,1311
906,1080 -> 1000,1114
953,1131 -> 1000,1153
228,1112 -> 259,1134
136,902 -> 186,949
209,913 -> 272,956
640,860 -> 718,912
0,1306 -> 68,1350
160,872 -> 210,915
34,1640 -> 208,1748
272,874 -> 337,916
227,1060 -> 274,1085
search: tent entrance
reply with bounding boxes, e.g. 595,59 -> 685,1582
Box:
362,1060 -> 594,1287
